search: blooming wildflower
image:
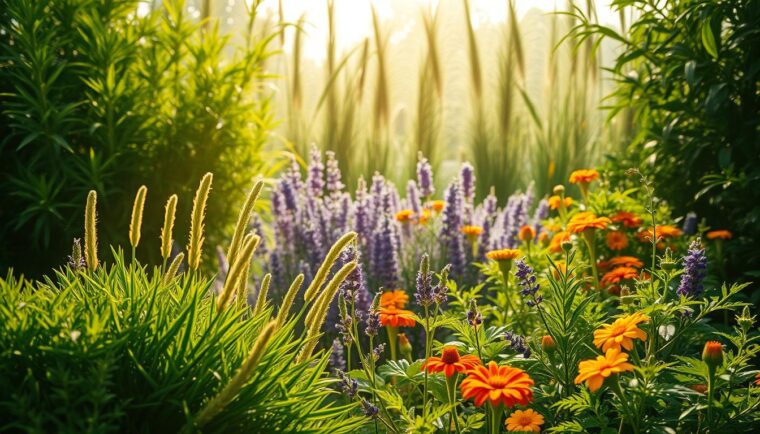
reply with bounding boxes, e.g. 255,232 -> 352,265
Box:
606,256 -> 644,269
638,225 -> 682,242
329,338 -> 346,373
417,154 -> 435,198
575,348 -> 634,392
372,343 -> 386,361
600,266 -> 639,287
423,346 -> 480,377
611,211 -> 642,228
754,372 -> 760,386
325,150 -> 345,197
429,200 -> 446,212
306,145 -> 325,197
432,264 -> 451,305
379,307 -> 416,328
677,239 -> 707,297
606,231 -> 629,250
406,180 -> 422,213
504,331 -> 531,358
417,209 -> 432,224
568,212 -> 611,233
466,300 -> 482,328
537,232 -> 549,244
702,341 -> 724,368
460,162 -> 475,201
486,249 -> 521,261
506,409 -> 544,433
514,260 -> 540,300
460,361 -> 534,407
461,225 -> 484,237
706,230 -> 732,240
682,212 -> 698,235
395,209 -> 414,223
549,231 -> 570,253
360,398 -> 379,418
337,370 -> 358,398
414,255 -> 435,307
370,216 -> 400,289
541,335 -> 556,353
548,195 -> 573,210
380,289 -> 409,309
441,182 -> 466,277
335,312 -> 353,346
518,225 -> 536,242
365,307 -> 381,337
593,312 -> 649,352
569,169 -> 600,184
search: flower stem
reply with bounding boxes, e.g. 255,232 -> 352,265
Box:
489,404 -> 503,434
446,374 -> 461,434
423,306 -> 431,420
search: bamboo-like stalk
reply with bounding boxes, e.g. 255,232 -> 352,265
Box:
276,273 -> 305,327
188,173 -> 213,270
251,273 -> 271,316
226,178 -> 263,267
303,232 -> 357,302
161,194 -> 178,263
194,320 -> 278,427
129,185 -> 148,250
85,190 -> 98,271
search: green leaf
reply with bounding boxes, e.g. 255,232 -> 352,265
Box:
701,22 -> 719,59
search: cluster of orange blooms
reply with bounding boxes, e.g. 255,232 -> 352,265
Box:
575,312 -> 648,391
394,200 -> 446,225
379,290 -> 416,328
422,345 -> 543,432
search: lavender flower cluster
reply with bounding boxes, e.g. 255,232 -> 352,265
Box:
515,259 -> 543,307
677,239 -> 708,297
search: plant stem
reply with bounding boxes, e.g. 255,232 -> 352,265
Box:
489,404 -> 503,434
446,374 -> 461,434
423,306 -> 430,420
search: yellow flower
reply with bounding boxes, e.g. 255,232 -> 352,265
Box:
547,195 -> 573,210
593,312 -> 648,352
568,212 -> 611,234
486,249 -> 521,262
505,409 -> 544,432
569,169 -> 600,184
519,225 -> 536,242
429,200 -> 446,213
461,225 -> 484,237
395,209 -> 414,223
575,347 -> 635,392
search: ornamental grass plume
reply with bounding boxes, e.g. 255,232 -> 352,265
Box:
303,232 -> 357,302
593,312 -> 648,352
574,347 -> 634,392
129,186 -> 147,251
275,273 -> 305,327
227,179 -> 264,267
161,194 -> 178,262
188,173 -> 213,270
67,238 -> 86,271
251,273 -> 271,316
505,409 -> 544,433
217,234 -> 260,311
162,252 -> 185,286
194,320 -> 277,428
85,190 -> 98,270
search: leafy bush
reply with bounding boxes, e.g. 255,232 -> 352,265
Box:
0,0 -> 279,276
574,0 -> 760,284
0,177 -> 364,433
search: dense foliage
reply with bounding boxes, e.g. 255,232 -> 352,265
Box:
575,0 -> 760,283
0,0 -> 278,276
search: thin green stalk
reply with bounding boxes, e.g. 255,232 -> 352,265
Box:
423,306 -> 430,420
446,374 -> 461,434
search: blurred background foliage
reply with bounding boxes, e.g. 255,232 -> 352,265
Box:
0,0 -> 281,276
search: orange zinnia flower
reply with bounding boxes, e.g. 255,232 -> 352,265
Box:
569,169 -> 600,184
575,347 -> 635,392
380,290 -> 409,309
568,212 -> 611,233
519,225 -> 536,242
422,346 -> 480,377
638,225 -> 682,242
600,267 -> 639,287
379,307 -> 416,328
460,361 -> 534,407
549,231 -> 570,253
505,409 -> 544,433
606,231 -> 629,250
395,209 -> 414,223
593,312 -> 648,352
548,195 -> 573,210
429,200 -> 446,212
607,256 -> 644,269
486,249 -> 521,262
461,225 -> 484,237
706,230 -> 732,240
611,211 -> 642,228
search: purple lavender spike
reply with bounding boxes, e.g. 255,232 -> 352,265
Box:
440,182 -> 466,277
306,145 -> 325,197
677,239 -> 708,297
417,153 -> 435,198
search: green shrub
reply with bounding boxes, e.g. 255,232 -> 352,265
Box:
0,0 -> 279,276
575,0 -> 760,285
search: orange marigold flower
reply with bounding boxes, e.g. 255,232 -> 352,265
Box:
575,348 -> 635,392
547,195 -> 573,210
395,209 -> 414,223
706,230 -> 732,240
422,346 -> 481,378
519,225 -> 536,242
567,212 -> 611,233
606,231 -> 629,250
611,211 -> 642,228
600,267 -> 639,287
569,169 -> 600,184
417,209 -> 432,224
541,335 -> 556,353
379,307 -> 416,328
460,361 -> 534,408
593,312 -> 648,352
607,256 -> 644,269
505,409 -> 544,433
461,225 -> 484,237
486,249 -> 521,262
549,231 -> 570,253
638,225 -> 682,242
380,290 -> 409,309
429,200 -> 446,213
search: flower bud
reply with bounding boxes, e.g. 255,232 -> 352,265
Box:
541,335 -> 556,353
553,185 -> 565,195
702,341 -> 724,369
561,240 -> 573,252
398,333 -> 412,358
